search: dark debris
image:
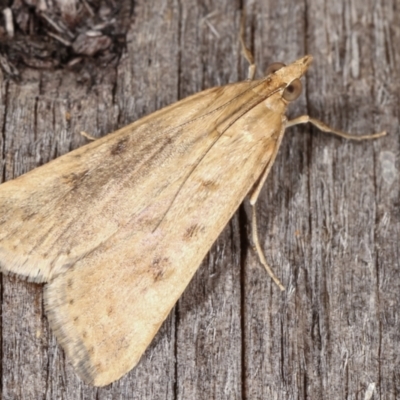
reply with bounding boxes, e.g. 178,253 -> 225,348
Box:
0,0 -> 132,78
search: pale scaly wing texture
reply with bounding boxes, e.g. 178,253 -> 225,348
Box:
0,79 -> 273,283
44,86 -> 288,386
0,73 -> 289,385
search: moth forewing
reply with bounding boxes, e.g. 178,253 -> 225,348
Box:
1,55 -> 317,385
43,90 -> 296,386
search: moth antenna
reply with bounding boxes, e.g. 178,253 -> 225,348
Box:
239,13 -> 256,80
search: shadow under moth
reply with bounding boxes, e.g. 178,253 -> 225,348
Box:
0,49 -> 385,385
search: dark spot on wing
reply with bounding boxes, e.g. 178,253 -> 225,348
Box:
201,180 -> 219,190
21,210 -> 36,221
62,169 -> 89,189
95,362 -> 103,372
151,257 -> 169,281
183,223 -> 202,241
110,136 -> 129,155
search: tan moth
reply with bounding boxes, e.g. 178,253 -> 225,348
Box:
0,40 -> 385,386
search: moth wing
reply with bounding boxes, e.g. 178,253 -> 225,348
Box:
1,75 -> 287,385
44,85 -> 287,386
0,81 -> 261,282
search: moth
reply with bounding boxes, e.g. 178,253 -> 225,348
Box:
0,48 -> 385,386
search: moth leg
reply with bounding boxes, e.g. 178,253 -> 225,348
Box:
287,115 -> 386,140
249,128 -> 286,206
248,129 -> 286,290
239,15 -> 256,80
80,131 -> 97,141
250,204 -> 285,291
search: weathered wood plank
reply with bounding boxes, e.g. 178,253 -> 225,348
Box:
1,0 -> 399,399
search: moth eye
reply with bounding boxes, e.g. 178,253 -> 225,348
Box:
283,79 -> 302,101
265,62 -> 286,75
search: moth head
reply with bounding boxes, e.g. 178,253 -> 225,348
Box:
265,55 -> 313,102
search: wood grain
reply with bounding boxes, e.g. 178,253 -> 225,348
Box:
1,0 -> 398,398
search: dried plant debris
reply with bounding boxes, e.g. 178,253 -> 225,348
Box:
0,0 -> 131,77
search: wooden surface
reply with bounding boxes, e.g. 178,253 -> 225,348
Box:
1,0 -> 399,399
